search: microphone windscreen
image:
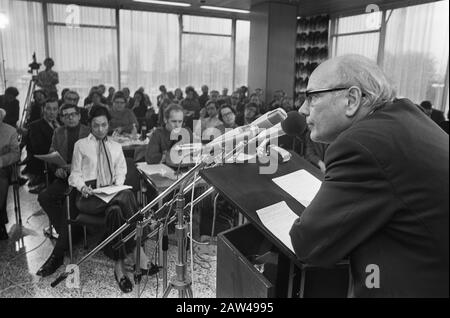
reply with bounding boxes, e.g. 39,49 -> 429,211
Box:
281,111 -> 307,136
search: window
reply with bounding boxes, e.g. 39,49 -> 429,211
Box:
47,4 -> 118,101
181,15 -> 233,92
383,1 -> 449,109
331,11 -> 381,61
119,10 -> 179,103
331,1 -> 449,111
0,0 -> 45,118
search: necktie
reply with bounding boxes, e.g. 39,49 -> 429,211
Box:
96,138 -> 113,188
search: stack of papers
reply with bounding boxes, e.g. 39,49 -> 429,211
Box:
35,151 -> 67,167
256,201 -> 299,253
136,163 -> 179,180
272,169 -> 322,207
92,185 -> 132,203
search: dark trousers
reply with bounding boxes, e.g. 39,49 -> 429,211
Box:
75,189 -> 137,261
38,178 -> 83,257
0,167 -> 11,225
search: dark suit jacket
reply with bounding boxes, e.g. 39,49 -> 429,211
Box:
50,124 -> 90,163
27,118 -> 56,175
290,98 -> 449,297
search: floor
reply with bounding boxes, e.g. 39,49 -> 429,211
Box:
0,181 -> 217,298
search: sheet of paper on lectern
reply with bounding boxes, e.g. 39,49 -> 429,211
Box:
256,201 -> 298,253
272,169 -> 322,207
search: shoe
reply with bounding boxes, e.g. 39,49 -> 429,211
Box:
0,225 -> 8,240
29,183 -> 46,194
114,271 -> 133,293
36,254 -> 64,277
133,263 -> 161,276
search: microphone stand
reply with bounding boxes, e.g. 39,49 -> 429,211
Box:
51,135 -> 250,296
50,162 -> 207,289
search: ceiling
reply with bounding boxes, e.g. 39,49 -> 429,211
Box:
34,0 -> 440,18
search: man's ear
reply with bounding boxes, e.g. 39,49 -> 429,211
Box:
345,86 -> 363,117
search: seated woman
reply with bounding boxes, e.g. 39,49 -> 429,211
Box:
195,100 -> 224,143
218,104 -> 238,132
109,91 -> 139,135
68,105 -> 152,293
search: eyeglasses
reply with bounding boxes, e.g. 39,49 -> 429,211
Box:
304,87 -> 349,104
62,112 -> 79,119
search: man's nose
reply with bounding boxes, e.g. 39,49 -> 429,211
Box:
299,102 -> 309,116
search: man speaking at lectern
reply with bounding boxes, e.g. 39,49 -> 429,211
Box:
289,55 -> 449,297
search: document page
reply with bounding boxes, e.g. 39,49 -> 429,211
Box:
256,201 -> 299,253
35,151 -> 67,167
272,169 -> 322,207
92,185 -> 132,203
136,163 -> 178,180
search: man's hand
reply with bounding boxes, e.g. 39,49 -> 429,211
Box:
318,160 -> 326,173
55,168 -> 68,179
81,185 -> 93,198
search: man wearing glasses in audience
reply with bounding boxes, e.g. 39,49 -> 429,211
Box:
36,103 -> 90,277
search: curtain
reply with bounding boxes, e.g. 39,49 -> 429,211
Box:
180,15 -> 232,93
47,3 -> 118,102
0,0 -> 45,115
383,1 -> 449,109
119,10 -> 179,103
235,20 -> 250,90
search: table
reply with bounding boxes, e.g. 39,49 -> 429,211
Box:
199,152 -> 349,297
112,135 -> 149,161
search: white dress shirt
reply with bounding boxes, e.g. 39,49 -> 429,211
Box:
69,133 -> 127,192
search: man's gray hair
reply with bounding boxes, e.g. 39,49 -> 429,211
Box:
335,54 -> 396,110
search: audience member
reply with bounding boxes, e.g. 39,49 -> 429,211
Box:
25,99 -> 60,193
68,105 -> 152,293
106,86 -> 116,106
0,87 -> 20,127
0,108 -> 20,240
196,100 -> 224,142
173,88 -> 184,104
146,104 -> 190,164
157,85 -> 168,108
109,91 -> 139,135
58,88 -> 70,107
181,86 -> 200,131
36,103 -> 90,276
35,57 -> 59,96
198,85 -> 209,109
218,104 -> 238,130
29,89 -> 47,123
243,102 -> 260,125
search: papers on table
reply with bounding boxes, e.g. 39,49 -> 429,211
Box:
92,185 -> 132,203
136,163 -> 179,180
35,151 -> 67,167
272,169 -> 322,207
256,201 -> 299,253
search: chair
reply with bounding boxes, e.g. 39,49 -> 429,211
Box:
43,162 -> 58,239
9,162 -> 22,226
66,157 -> 142,263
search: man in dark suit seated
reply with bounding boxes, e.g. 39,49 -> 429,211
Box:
0,109 -> 20,240
290,54 -> 449,297
145,103 -> 193,166
36,103 -> 90,277
25,99 -> 59,193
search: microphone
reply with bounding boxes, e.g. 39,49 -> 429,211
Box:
252,111 -> 307,145
204,108 -> 288,151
